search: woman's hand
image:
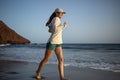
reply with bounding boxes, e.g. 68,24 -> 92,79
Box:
63,22 -> 67,27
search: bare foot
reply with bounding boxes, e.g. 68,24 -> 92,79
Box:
36,71 -> 41,78
32,75 -> 45,80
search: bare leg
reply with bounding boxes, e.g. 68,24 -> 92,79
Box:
55,46 -> 65,80
36,49 -> 53,78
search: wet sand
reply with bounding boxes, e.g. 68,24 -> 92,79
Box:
0,60 -> 120,80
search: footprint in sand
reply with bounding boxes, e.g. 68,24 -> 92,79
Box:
6,71 -> 19,74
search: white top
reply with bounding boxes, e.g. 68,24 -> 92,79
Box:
47,17 -> 66,44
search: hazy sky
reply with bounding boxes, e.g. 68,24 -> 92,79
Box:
0,0 -> 120,43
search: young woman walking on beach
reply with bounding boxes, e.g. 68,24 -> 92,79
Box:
35,8 -> 68,80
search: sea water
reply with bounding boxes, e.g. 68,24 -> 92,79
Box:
0,43 -> 120,72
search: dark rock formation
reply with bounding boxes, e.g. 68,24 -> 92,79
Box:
0,20 -> 30,44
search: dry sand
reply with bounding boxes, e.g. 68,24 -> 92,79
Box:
0,60 -> 120,80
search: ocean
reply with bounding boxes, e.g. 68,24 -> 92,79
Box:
0,43 -> 120,72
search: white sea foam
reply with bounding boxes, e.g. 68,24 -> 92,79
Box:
0,44 -> 120,73
64,63 -> 71,67
112,70 -> 120,72
0,44 -> 11,47
47,62 -> 71,67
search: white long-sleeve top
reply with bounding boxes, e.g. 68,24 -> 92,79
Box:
47,17 -> 66,44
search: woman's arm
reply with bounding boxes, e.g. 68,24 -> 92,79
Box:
52,17 -> 67,33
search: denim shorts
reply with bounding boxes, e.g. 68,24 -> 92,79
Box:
46,42 -> 62,50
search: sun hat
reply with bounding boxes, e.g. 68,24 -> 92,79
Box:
54,8 -> 66,14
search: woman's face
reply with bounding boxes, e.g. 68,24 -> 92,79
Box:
56,12 -> 64,18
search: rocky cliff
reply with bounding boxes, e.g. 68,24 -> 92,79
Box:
0,20 -> 30,44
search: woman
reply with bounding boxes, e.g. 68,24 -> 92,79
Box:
36,8 -> 68,80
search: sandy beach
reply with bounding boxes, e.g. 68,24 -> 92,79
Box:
0,60 -> 120,80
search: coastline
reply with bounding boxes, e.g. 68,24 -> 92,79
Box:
0,60 -> 120,80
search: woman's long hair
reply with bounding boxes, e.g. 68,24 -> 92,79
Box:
46,12 -> 56,26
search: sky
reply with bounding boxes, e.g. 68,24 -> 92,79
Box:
0,0 -> 120,43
